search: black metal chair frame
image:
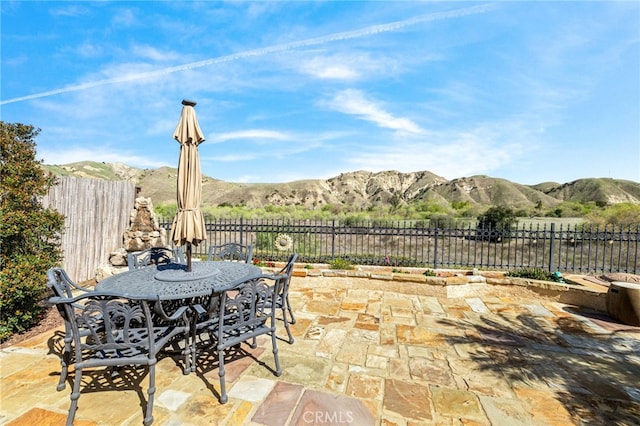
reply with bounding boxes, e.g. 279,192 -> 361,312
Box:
127,246 -> 185,271
50,291 -> 190,426
46,267 -> 96,391
206,242 -> 253,263
192,274 -> 283,403
269,253 -> 298,344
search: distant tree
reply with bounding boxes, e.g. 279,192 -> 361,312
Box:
430,214 -> 458,229
0,122 -> 65,341
476,206 -> 518,242
477,206 -> 518,230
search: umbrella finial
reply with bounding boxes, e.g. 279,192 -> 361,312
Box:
182,99 -> 197,107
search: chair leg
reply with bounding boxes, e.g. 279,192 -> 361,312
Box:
285,295 -> 296,324
66,368 -> 83,426
190,324 -> 199,374
143,364 -> 156,426
280,305 -> 295,344
183,329 -> 193,374
57,335 -> 72,391
271,330 -> 282,377
218,347 -> 228,404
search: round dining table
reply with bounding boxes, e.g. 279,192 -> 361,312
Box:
96,261 -> 262,300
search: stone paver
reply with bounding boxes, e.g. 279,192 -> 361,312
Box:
1,275 -> 639,425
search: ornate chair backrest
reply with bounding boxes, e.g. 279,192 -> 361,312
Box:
279,253 -> 298,276
207,243 -> 253,263
276,253 -> 298,296
127,246 -> 185,271
217,275 -> 278,345
52,292 -> 158,360
47,267 -> 91,298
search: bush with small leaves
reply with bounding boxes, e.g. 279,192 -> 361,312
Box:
507,268 -> 555,281
0,122 -> 65,341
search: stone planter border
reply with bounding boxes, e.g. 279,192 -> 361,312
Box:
266,264 -> 609,313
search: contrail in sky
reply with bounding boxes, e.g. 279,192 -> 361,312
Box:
1,3 -> 495,105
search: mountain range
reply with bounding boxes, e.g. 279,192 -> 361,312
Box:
44,161 -> 640,211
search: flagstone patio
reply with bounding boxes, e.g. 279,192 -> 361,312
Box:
1,274 -> 639,425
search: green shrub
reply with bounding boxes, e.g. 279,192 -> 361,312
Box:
328,258 -> 353,270
0,122 -> 65,342
507,267 -> 554,281
0,256 -> 51,340
423,269 -> 437,277
154,203 -> 177,219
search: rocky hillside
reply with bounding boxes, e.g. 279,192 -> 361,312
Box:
43,161 -> 640,210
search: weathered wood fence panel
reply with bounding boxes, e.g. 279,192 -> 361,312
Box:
42,176 -> 135,282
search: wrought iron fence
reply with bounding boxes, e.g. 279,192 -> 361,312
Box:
158,218 -> 640,274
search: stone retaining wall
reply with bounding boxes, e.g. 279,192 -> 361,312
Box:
282,265 -> 608,313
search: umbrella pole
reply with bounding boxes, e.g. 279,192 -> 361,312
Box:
186,242 -> 192,272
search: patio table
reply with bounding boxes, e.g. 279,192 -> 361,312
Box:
96,261 -> 263,374
96,261 -> 262,299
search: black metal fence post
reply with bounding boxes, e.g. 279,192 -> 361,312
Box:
433,226 -> 439,270
331,219 -> 336,259
548,222 -> 556,272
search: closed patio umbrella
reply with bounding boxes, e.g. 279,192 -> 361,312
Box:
169,99 -> 206,272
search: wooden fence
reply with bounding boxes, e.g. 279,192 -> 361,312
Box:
42,176 -> 136,282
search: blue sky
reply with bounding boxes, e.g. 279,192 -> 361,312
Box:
2,1 -> 639,185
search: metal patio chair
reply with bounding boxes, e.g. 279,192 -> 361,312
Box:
206,242 -> 253,263
127,246 -> 185,271
46,267 -> 96,391
192,275 -> 282,403
268,253 -> 299,344
50,291 -> 190,426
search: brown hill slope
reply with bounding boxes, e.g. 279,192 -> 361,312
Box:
432,176 -> 561,210
539,178 -> 640,205
43,162 -> 640,211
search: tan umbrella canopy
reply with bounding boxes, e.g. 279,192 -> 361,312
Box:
169,99 -> 206,271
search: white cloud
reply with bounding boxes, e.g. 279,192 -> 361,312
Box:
38,147 -> 169,169
209,130 -> 292,143
297,52 -> 405,81
76,42 -> 104,58
112,8 -> 137,27
131,44 -> 181,62
232,174 -> 257,183
209,153 -> 259,162
300,56 -> 359,80
50,5 -> 88,17
346,123 -> 532,180
324,89 -> 424,134
311,65 -> 358,80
